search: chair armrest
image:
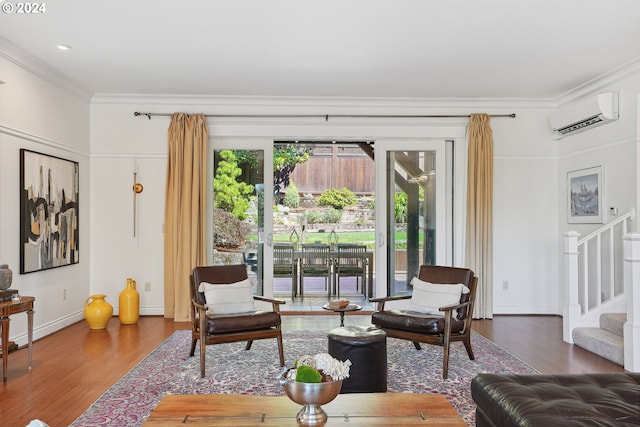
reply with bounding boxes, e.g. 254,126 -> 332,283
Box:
253,295 -> 286,312
369,295 -> 411,303
438,300 -> 471,312
369,294 -> 411,311
438,301 -> 471,313
192,299 -> 207,313
253,296 -> 286,305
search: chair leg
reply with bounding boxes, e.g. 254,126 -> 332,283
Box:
246,340 -> 254,350
277,333 -> 285,366
199,338 -> 206,378
442,342 -> 451,379
463,335 -> 475,360
413,341 -> 421,350
190,338 -> 197,356
442,330 -> 452,380
198,316 -> 207,377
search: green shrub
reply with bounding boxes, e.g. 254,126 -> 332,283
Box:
213,150 -> 253,220
305,209 -> 343,224
323,208 -> 342,223
394,192 -> 407,223
283,181 -> 300,208
317,188 -> 357,210
306,211 -> 323,224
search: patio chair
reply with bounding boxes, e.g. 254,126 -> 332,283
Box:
334,244 -> 367,297
273,243 -> 298,299
299,243 -> 331,298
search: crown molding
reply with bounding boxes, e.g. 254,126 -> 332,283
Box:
0,36 -> 93,101
553,56 -> 640,107
91,93 -> 556,111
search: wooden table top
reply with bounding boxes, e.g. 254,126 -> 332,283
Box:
142,393 -> 466,426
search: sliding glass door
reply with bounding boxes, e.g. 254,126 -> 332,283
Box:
210,139 -> 273,296
374,140 -> 448,297
210,137 -> 450,301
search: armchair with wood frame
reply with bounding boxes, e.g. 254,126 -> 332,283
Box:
189,264 -> 286,377
370,265 -> 477,379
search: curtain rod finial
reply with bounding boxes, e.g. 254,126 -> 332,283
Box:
133,111 -> 152,120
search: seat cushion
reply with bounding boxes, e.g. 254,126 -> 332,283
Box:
204,311 -> 281,334
371,309 -> 465,334
471,372 -> 640,427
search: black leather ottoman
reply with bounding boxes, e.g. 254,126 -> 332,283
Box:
328,325 -> 387,393
471,372 -> 640,427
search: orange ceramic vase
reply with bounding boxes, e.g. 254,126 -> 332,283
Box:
119,278 -> 140,324
84,294 -> 113,329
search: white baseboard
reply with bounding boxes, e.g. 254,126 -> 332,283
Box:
10,310 -> 85,347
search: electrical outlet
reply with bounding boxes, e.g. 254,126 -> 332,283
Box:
63,288 -> 67,300
502,281 -> 509,290
145,282 -> 152,292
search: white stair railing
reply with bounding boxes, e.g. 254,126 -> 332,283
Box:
564,209 -> 640,372
563,209 -> 634,343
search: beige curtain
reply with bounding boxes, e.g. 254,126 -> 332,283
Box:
465,113 -> 493,319
164,113 -> 208,321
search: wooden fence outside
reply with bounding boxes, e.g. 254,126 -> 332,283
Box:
288,145 -> 375,194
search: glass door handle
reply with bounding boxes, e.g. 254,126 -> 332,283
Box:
266,233 -> 273,247
378,233 -> 385,247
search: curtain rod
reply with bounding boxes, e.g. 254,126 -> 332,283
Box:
133,111 -> 516,120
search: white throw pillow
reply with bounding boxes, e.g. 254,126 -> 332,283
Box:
410,277 -> 470,314
198,278 -> 256,314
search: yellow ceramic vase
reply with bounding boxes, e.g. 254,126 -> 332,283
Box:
119,278 -> 140,325
84,294 -> 113,329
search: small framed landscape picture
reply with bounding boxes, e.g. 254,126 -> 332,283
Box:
568,166 -> 603,224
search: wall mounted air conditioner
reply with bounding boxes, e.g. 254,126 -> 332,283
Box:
549,92 -> 619,139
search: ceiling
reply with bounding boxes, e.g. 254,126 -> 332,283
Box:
2,0 -> 640,100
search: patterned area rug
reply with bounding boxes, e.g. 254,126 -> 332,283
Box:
70,329 -> 538,426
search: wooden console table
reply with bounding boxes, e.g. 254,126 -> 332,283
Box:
143,393 -> 466,426
0,296 -> 35,381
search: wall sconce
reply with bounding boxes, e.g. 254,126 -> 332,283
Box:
133,172 -> 143,237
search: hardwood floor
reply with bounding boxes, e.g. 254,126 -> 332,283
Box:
0,315 -> 623,427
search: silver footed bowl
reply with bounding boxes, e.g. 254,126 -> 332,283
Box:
278,370 -> 342,425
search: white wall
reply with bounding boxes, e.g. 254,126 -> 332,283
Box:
492,107 -> 560,314
556,73 -> 640,308
90,96 -> 563,316
0,57 -> 90,344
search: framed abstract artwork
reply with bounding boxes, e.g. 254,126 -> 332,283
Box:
20,149 -> 79,273
568,166 -> 603,224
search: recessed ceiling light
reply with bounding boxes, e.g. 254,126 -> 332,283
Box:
56,44 -> 72,51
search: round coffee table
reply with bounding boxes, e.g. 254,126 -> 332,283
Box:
322,303 -> 362,326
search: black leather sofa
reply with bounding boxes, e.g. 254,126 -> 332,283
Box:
471,372 -> 640,427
